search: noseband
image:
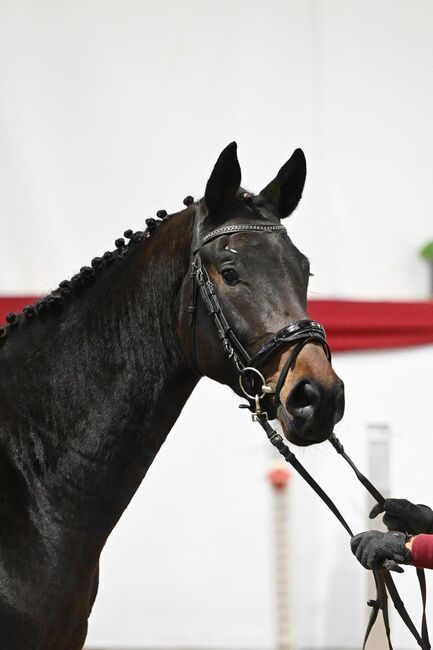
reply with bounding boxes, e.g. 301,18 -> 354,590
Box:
189,214 -> 430,650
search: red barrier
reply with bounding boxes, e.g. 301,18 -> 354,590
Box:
308,299 -> 433,352
0,297 -> 37,324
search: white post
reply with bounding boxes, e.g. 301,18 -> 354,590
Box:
365,423 -> 392,649
268,463 -> 292,650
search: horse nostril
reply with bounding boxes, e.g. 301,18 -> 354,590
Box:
286,379 -> 321,417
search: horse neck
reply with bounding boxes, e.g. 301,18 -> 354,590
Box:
0,211 -> 197,551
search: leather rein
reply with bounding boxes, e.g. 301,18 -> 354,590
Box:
189,218 -> 430,650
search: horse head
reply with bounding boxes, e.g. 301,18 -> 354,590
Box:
181,142 -> 344,446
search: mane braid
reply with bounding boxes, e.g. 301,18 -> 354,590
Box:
0,205 -> 186,345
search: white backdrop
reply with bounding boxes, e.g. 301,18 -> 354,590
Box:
1,1 -> 433,649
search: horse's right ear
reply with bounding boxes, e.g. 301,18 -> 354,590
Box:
205,142 -> 241,215
260,149 -> 306,218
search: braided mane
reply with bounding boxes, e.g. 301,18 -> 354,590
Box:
0,197 -> 195,344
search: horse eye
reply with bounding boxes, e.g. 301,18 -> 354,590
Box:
221,268 -> 239,285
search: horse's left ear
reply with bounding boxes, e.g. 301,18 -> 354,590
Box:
205,142 -> 241,215
260,149 -> 306,218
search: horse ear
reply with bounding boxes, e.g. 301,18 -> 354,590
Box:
260,148 -> 306,218
205,142 -> 241,214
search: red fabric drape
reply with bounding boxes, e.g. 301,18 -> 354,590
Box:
308,299 -> 433,352
1,297 -> 433,352
0,297 -> 36,322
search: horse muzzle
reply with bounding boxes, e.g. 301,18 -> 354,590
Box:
278,377 -> 345,446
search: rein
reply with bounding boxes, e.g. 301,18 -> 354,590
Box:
260,419 -> 430,649
190,218 -> 431,650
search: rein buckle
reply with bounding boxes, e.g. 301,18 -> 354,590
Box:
252,394 -> 268,422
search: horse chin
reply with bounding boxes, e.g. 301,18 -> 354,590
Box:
276,405 -> 331,447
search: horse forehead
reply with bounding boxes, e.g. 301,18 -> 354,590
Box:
210,229 -> 291,256
200,218 -> 305,275
234,233 -> 302,270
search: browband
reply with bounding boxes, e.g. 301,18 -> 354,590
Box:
200,224 -> 286,247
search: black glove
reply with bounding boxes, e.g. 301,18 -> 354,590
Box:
369,499 -> 433,535
350,530 -> 411,573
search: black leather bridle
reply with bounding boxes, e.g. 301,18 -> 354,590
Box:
189,216 -> 430,650
190,221 -> 331,415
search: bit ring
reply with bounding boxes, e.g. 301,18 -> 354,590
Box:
239,367 -> 268,400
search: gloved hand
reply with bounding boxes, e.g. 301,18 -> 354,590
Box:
369,499 -> 433,535
351,530 -> 411,573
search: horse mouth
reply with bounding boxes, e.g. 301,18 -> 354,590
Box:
276,403 -> 334,447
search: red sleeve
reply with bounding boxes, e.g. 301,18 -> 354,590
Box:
411,534 -> 433,569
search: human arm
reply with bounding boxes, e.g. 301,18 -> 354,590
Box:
351,499 -> 433,571
407,534 -> 433,569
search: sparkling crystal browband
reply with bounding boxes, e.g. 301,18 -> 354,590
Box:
201,224 -> 286,247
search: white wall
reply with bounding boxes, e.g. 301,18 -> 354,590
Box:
1,1 -> 432,300
1,1 -> 433,649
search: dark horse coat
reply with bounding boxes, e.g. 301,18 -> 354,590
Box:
0,143 -> 342,649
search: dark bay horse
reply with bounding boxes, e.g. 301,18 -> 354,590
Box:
0,143 -> 344,649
